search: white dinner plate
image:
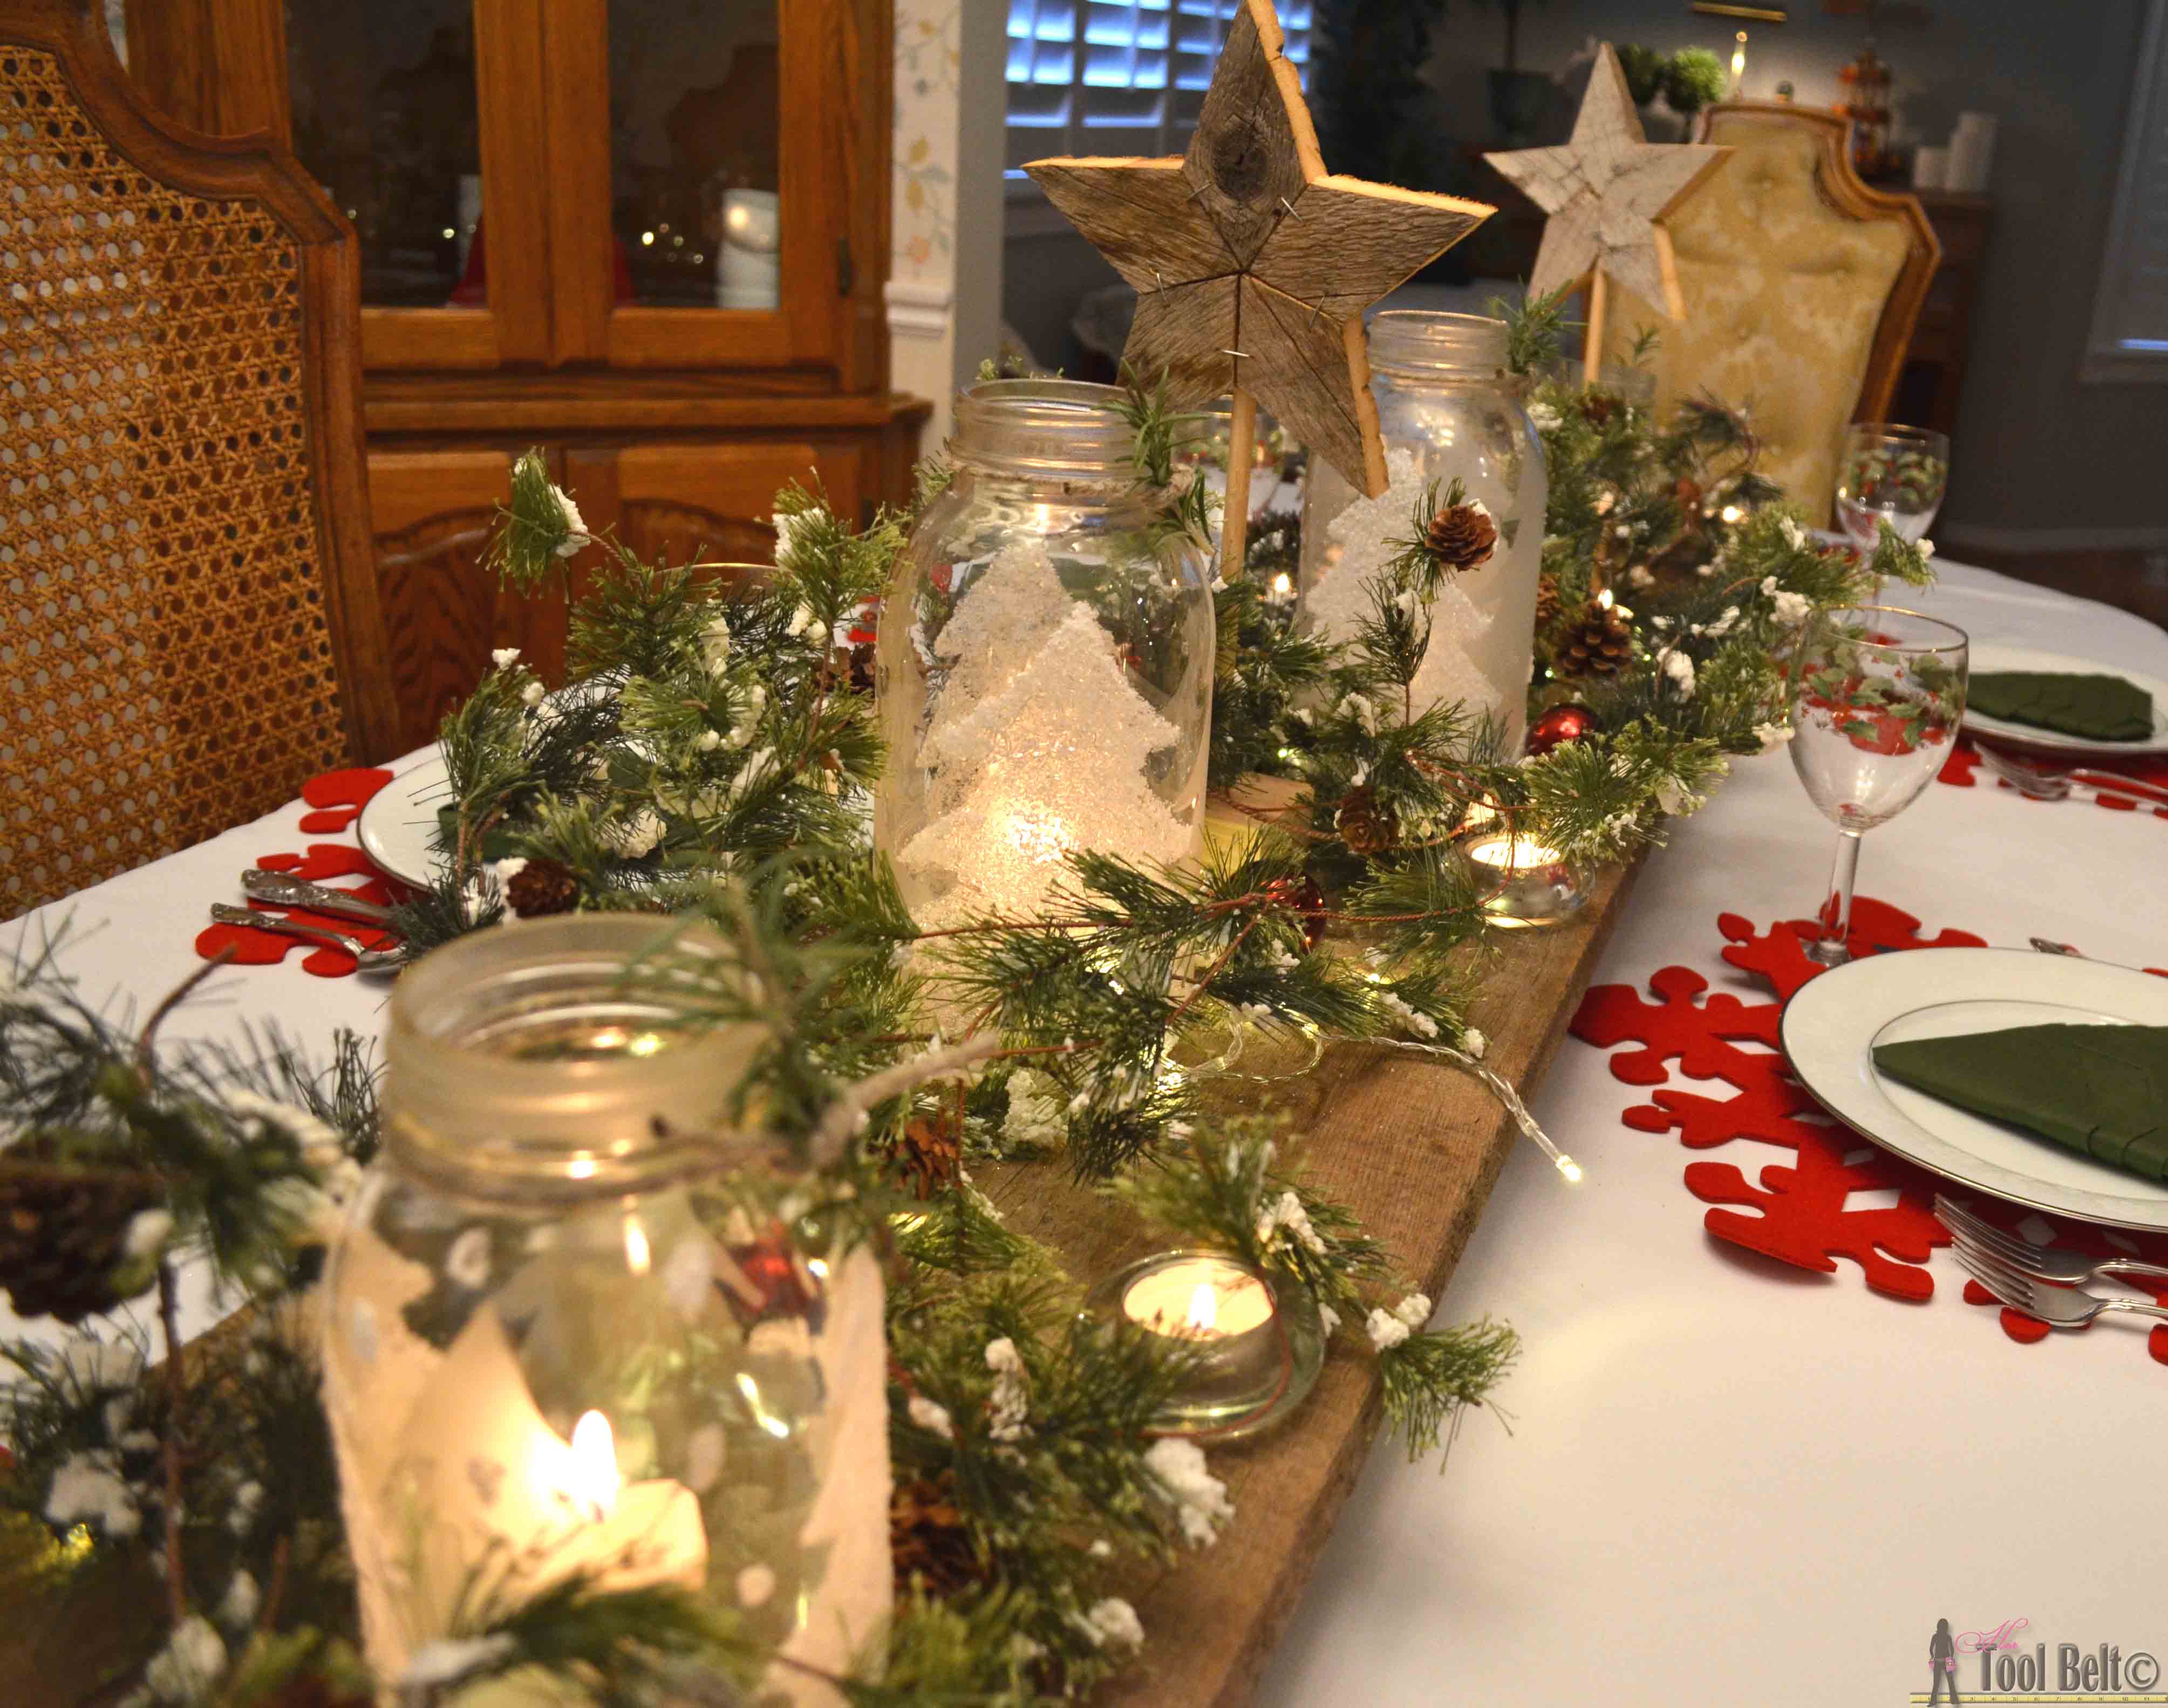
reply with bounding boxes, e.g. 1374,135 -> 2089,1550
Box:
357,751 -> 453,889
1961,642 -> 2168,759
1781,947 -> 2168,1232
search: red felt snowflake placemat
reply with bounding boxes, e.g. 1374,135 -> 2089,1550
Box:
1570,897 -> 2168,1366
192,768 -> 408,978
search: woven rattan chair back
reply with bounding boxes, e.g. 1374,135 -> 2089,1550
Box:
1,0 -> 396,918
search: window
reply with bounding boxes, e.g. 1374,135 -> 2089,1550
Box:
2085,0 -> 2168,381
1004,1 -> 1311,175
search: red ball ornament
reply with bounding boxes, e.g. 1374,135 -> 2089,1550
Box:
1262,873 -> 1328,952
1527,703 -> 1599,757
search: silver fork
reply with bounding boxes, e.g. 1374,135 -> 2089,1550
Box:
1973,744 -> 2168,810
1935,1194 -> 2168,1287
209,904 -> 404,972
1953,1245 -> 2168,1330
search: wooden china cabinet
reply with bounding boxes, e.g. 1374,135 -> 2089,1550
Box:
120,0 -> 929,753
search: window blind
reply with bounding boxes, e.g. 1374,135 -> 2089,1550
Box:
2085,0 -> 2168,381
1006,1 -> 1311,174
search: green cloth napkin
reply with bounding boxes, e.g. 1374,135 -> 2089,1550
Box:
1968,671 -> 2155,741
1871,1023 -> 2168,1182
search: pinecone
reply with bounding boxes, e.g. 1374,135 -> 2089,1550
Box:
1334,785 -> 1399,857
891,1470 -> 985,1597
1534,574 -> 1563,631
1580,391 -> 1620,427
0,1144 -> 161,1323
1556,602 -> 1634,678
504,857 -> 580,919
1422,501 -> 1498,574
894,1112 -> 961,1201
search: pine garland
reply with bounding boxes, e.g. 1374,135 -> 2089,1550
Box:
0,326 -> 1934,1702
1201,292 -> 1935,870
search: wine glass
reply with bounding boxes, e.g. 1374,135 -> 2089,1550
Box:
1788,606 -> 1969,965
1834,423 -> 1949,553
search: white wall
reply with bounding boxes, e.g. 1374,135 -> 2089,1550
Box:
889,0 -> 1007,447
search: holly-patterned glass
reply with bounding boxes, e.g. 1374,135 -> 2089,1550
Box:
1834,423 -> 1949,553
1788,606 -> 1968,965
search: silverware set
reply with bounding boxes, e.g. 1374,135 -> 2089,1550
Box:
1972,743 -> 2168,811
207,869 -> 407,973
1935,1193 -> 2168,1329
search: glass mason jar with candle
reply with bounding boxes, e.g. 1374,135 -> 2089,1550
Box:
874,379 -> 1215,932
321,917 -> 889,1705
1300,311 -> 1547,755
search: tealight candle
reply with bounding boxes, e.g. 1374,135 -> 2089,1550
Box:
1459,831 -> 1586,927
555,1409 -> 709,1589
1463,832 -> 1565,873
1093,1250 -> 1323,1440
1122,1255 -> 1275,1340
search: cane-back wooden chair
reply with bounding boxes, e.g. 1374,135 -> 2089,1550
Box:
1,0 -> 396,918
1601,100 -> 1940,524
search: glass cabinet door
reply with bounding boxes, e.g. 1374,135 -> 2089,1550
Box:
548,0 -> 864,376
608,2 -> 780,310
284,0 -> 549,367
287,4 -> 482,308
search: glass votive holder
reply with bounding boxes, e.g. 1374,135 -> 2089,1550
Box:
1458,828 -> 1587,927
1087,1249 -> 1322,1440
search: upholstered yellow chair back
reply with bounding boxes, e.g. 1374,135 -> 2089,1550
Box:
0,0 -> 397,918
1602,102 -> 1938,523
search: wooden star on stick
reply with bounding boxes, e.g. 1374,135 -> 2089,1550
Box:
1027,0 -> 1491,574
1485,43 -> 1730,384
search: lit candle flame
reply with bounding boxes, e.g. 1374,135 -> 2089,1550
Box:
623,1215 -> 651,1275
1184,1282 -> 1217,1334
567,1410 -> 622,1519
1467,834 -> 1565,872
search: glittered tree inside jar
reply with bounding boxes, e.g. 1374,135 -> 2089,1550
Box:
874,381 -> 1215,931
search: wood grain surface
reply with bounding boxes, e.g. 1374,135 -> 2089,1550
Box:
976,857 -> 1643,1707
1483,42 -> 1730,322
1025,0 -> 1490,502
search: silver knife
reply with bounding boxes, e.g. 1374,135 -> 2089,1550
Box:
241,868 -> 400,929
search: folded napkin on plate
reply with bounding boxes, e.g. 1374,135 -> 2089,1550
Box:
1968,671 -> 2154,741
1871,1023 -> 2168,1181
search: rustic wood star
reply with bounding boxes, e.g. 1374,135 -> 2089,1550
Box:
1026,0 -> 1491,502
1485,42 -> 1729,327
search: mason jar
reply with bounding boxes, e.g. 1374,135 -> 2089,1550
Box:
320,916 -> 889,1707
874,379 -> 1215,932
1300,311 -> 1548,754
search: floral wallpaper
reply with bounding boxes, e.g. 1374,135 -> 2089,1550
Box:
893,2 -> 960,283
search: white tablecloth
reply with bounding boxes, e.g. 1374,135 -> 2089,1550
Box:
9,562 -> 2167,1703
1260,564 -> 2168,1707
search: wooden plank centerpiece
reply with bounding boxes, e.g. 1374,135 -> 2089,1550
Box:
978,858 -> 1643,1706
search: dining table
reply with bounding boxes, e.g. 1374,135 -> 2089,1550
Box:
7,555 -> 2166,1707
